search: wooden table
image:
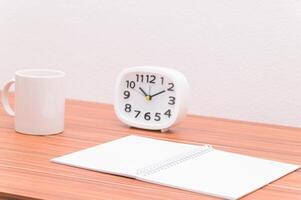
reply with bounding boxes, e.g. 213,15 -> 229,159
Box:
0,99 -> 300,200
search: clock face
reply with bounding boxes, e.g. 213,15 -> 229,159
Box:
118,72 -> 176,126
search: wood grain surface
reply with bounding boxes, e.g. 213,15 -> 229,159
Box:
0,99 -> 300,200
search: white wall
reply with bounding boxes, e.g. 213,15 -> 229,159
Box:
1,0 -> 301,127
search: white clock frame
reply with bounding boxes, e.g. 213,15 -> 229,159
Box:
114,66 -> 189,132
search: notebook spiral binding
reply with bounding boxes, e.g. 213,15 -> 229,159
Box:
137,145 -> 213,177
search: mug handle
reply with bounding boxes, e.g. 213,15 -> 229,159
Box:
1,79 -> 15,116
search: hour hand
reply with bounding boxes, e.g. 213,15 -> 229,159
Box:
139,87 -> 148,97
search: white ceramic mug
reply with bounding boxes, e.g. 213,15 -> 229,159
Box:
1,69 -> 65,135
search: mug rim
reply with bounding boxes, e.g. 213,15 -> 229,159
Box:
15,69 -> 65,79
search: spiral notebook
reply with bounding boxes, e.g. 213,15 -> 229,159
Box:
51,135 -> 299,200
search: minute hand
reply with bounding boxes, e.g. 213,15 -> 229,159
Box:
150,90 -> 166,98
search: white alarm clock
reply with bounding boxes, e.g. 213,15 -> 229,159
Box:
114,66 -> 189,132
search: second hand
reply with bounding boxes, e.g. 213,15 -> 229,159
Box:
148,85 -> 151,96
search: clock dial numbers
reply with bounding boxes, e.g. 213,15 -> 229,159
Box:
125,104 -> 131,112
123,90 -> 130,99
136,74 -> 143,82
164,109 -> 171,118
126,80 -> 136,89
167,83 -> 174,91
144,112 -> 151,120
160,77 -> 164,85
134,110 -> 141,118
168,96 -> 175,105
136,74 -> 156,84
125,110 -> 172,122
154,112 -> 161,121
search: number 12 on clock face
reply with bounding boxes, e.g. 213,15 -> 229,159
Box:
114,66 -> 189,132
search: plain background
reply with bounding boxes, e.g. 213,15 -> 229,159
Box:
0,0 -> 301,127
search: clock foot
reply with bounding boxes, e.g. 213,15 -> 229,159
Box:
161,128 -> 169,133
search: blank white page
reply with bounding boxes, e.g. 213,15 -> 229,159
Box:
51,135 -> 199,177
140,149 -> 299,199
